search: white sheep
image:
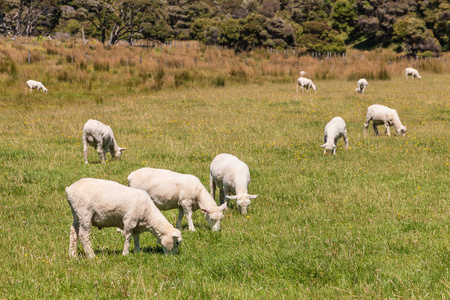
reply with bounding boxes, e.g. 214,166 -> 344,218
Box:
26,80 -> 47,93
321,117 -> 349,155
210,153 -> 258,215
297,77 -> 318,92
300,71 -> 306,77
364,104 -> 407,137
355,78 -> 368,93
128,168 -> 227,232
82,119 -> 125,164
66,178 -> 182,258
405,67 -> 421,79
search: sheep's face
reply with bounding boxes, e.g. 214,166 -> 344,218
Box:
397,126 -> 407,137
161,230 -> 182,254
203,203 -> 227,231
43,87 -> 48,93
236,197 -> 251,215
312,84 -> 318,91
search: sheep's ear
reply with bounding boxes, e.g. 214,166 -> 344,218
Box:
172,232 -> 182,239
201,208 -> 210,214
249,194 -> 258,199
226,195 -> 238,200
219,203 -> 227,210
320,144 -> 326,148
119,147 -> 126,152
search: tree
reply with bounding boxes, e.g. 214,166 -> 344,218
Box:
332,0 -> 356,35
393,16 -> 441,56
76,0 -> 116,44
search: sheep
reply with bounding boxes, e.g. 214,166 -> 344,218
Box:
128,168 -> 227,232
300,71 -> 306,77
355,78 -> 368,93
210,153 -> 258,215
82,119 -> 125,164
364,104 -> 407,137
26,80 -> 47,93
405,67 -> 421,79
297,77 -> 318,92
321,117 -> 349,155
66,178 -> 182,258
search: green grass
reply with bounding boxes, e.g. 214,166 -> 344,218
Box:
0,67 -> 449,298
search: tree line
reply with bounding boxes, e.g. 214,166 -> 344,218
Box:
0,0 -> 448,56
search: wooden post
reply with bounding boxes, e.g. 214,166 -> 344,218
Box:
82,28 -> 86,44
71,54 -> 74,63
42,54 -> 44,62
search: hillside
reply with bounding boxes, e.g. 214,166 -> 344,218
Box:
0,0 -> 449,55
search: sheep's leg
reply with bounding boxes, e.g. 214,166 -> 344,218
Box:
96,143 -> 105,163
69,221 -> 79,258
373,123 -> 379,135
384,122 -> 391,136
132,234 -> 140,252
209,176 -> 215,200
82,135 -> 89,164
296,83 -> 299,93
181,205 -> 195,231
78,224 -> 95,258
176,208 -> 184,229
121,230 -> 133,255
219,189 -> 225,205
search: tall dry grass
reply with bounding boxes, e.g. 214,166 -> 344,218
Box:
0,36 -> 449,98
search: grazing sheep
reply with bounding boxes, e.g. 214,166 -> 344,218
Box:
128,168 -> 227,232
210,153 -> 258,215
297,77 -> 318,92
355,78 -> 368,93
364,104 -> 407,137
26,80 -> 47,93
405,67 -> 421,79
82,119 -> 125,164
321,117 -> 349,155
66,178 -> 182,258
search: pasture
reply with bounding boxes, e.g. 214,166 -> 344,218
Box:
0,39 -> 449,298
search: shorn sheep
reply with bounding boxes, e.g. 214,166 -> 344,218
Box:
405,67 -> 421,79
355,78 -> 368,93
26,80 -> 47,93
296,76 -> 318,92
128,168 -> 227,232
210,153 -> 258,215
321,117 -> 349,155
66,178 -> 182,258
82,119 -> 125,164
364,104 -> 407,137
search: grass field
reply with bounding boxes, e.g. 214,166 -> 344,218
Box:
0,40 -> 449,298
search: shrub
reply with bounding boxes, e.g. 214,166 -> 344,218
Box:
212,76 -> 226,87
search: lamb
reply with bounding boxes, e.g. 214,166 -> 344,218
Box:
66,178 -> 182,258
364,104 -> 407,137
128,168 -> 227,232
209,153 -> 258,215
82,119 -> 125,164
26,80 -> 47,93
321,117 -> 349,155
296,77 -> 318,92
355,78 -> 368,93
405,67 -> 421,79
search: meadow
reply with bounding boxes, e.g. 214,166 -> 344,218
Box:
0,38 -> 449,298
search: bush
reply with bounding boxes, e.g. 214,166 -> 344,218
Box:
93,59 -> 109,71
211,76 -> 226,87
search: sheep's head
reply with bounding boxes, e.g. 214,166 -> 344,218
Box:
160,230 -> 182,254
202,202 -> 227,231
312,84 -> 318,91
321,143 -> 336,153
417,74 -> 422,79
113,147 -> 126,159
226,194 -> 258,215
43,87 -> 48,93
397,126 -> 407,137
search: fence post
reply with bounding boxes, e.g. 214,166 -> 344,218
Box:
42,54 -> 44,62
71,54 -> 74,63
